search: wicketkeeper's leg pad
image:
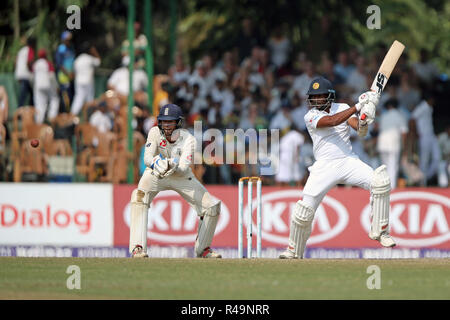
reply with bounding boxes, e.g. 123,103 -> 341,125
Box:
129,189 -> 151,254
194,201 -> 221,257
288,200 -> 315,259
369,165 -> 391,240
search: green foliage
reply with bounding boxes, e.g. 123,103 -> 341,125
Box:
0,0 -> 447,74
351,0 -> 449,73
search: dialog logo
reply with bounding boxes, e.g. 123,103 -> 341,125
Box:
123,190 -> 229,244
361,191 -> 450,247
244,190 -> 349,245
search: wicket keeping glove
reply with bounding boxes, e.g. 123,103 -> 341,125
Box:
150,154 -> 169,178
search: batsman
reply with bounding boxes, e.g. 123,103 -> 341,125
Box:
129,103 -> 222,258
280,77 -> 396,259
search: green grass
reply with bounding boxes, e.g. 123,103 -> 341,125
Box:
0,258 -> 449,299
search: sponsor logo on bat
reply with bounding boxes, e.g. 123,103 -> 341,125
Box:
375,73 -> 386,93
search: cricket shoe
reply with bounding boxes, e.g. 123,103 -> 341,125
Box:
131,245 -> 149,258
369,233 -> 396,248
279,247 -> 298,259
198,247 -> 222,258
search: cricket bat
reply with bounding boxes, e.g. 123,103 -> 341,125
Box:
361,40 -> 405,120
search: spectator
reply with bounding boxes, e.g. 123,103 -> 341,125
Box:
168,52 -> 191,86
175,79 -> 193,102
320,56 -> 344,88
412,49 -> 440,88
89,101 -> 113,133
275,126 -> 305,186
211,73 -> 234,119
267,79 -> 290,115
107,57 -> 148,98
235,18 -> 263,62
437,126 -> 450,187
15,37 -> 36,107
397,71 -> 421,116
269,104 -> 292,132
32,49 -> 60,124
334,51 -> 355,82
411,92 -> 441,185
121,22 -> 148,69
292,61 -> 317,102
298,133 -> 314,186
70,43 -> 101,116
189,83 -> 207,116
346,56 -> 368,98
267,25 -> 291,75
377,79 -> 398,112
239,102 -> 267,131
376,98 -> 408,188
238,57 -> 265,93
55,31 -> 75,112
0,86 -> 9,128
217,51 -> 239,80
152,75 -> 170,117
258,48 -> 276,90
188,60 -> 209,98
202,54 -> 224,94
206,97 -> 222,127
292,51 -> 308,76
290,92 -> 308,132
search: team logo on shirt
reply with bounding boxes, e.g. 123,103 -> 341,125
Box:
312,82 -> 320,90
160,140 -> 167,148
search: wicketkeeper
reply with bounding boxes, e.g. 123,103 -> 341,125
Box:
129,103 -> 222,258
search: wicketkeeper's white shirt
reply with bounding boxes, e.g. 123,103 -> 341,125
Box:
143,126 -> 195,177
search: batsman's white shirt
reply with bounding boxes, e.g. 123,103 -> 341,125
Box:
138,126 -> 218,215
304,102 -> 358,161
302,103 -> 373,209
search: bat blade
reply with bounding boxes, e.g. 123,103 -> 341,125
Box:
370,40 -> 405,93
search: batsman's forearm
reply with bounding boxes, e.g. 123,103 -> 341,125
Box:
317,106 -> 358,128
332,106 -> 358,125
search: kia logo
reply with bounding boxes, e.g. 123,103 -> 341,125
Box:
123,190 -> 230,243
244,190 -> 349,245
361,191 -> 450,247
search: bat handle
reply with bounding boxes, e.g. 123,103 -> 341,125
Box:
361,114 -> 366,120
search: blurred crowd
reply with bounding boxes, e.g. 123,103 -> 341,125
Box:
0,19 -> 448,188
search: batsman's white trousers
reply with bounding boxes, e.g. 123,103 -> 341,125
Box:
138,168 -> 219,215
302,156 -> 374,210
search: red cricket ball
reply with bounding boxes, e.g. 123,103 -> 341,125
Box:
30,139 -> 40,148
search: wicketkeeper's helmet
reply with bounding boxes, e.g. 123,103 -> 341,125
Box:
157,103 -> 184,130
